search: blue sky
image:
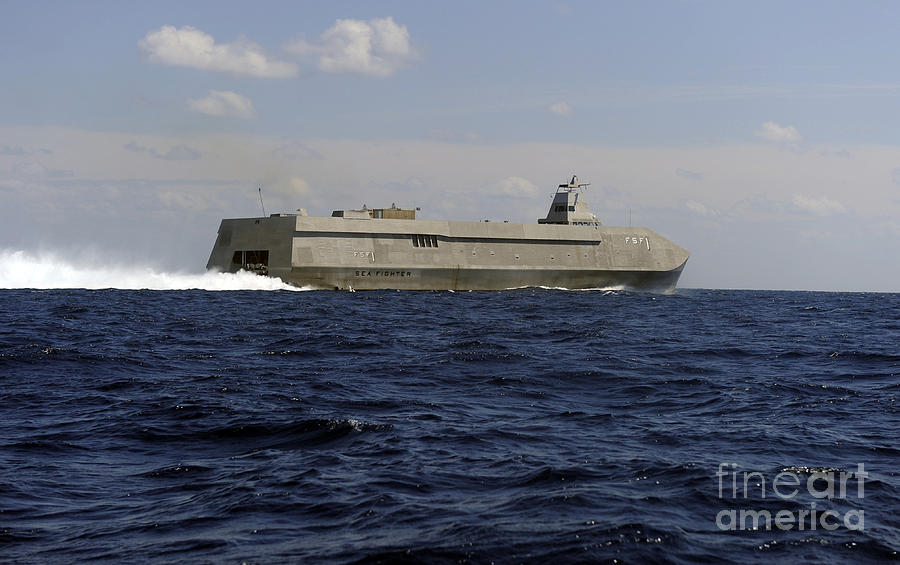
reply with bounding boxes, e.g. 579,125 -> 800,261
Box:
2,1 -> 900,290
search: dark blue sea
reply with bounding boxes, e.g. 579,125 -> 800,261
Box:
1,287 -> 899,563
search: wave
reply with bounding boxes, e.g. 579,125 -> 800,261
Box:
0,249 -> 306,291
500,285 -> 626,292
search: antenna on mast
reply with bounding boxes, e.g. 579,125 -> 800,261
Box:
258,187 -> 267,217
559,175 -> 591,192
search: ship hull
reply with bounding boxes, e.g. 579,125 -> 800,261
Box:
279,264 -> 685,292
207,214 -> 690,293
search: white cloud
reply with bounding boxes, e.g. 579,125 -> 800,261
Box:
12,161 -> 73,178
685,200 -> 717,216
286,176 -> 310,196
426,129 -> 480,142
549,101 -> 573,116
273,142 -> 321,161
676,168 -> 703,181
187,90 -> 257,119
818,148 -> 851,159
259,176 -> 312,213
0,178 -> 26,192
1,145 -> 26,156
755,121 -> 802,143
154,145 -> 202,161
791,194 -> 847,216
497,176 -> 539,197
139,25 -> 298,78
124,141 -> 202,160
0,145 -> 51,156
158,190 -> 210,212
891,167 -> 900,186
286,17 -> 419,77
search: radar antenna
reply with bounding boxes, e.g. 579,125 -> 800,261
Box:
558,175 -> 591,192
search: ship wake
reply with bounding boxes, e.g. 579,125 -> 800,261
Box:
0,249 -> 306,291
531,285 -> 627,292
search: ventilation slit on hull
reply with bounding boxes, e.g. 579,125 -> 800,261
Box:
411,235 -> 438,248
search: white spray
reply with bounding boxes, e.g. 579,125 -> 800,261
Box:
0,249 -> 307,291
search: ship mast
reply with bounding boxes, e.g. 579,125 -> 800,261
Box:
559,175 -> 590,193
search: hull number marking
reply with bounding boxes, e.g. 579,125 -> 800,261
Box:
624,236 -> 651,250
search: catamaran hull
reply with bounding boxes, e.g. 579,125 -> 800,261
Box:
275,264 -> 686,292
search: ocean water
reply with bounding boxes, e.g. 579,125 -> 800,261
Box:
1,264 -> 899,562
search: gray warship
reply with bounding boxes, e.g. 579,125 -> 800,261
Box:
206,176 -> 689,291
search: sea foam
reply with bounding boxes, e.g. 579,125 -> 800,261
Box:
0,249 -> 305,291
